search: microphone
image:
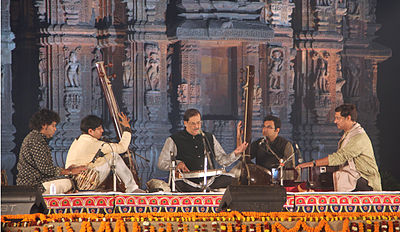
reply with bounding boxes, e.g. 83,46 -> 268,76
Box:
91,143 -> 106,163
259,137 -> 266,146
198,128 -> 205,136
295,143 -> 303,164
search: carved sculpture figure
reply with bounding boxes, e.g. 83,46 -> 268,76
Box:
145,45 -> 160,91
313,51 -> 330,93
39,53 -> 47,89
65,51 -> 80,87
122,60 -> 133,88
269,50 -> 283,90
347,0 -> 360,16
344,59 -> 361,98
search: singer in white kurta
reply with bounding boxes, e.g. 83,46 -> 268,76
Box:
65,113 -> 140,192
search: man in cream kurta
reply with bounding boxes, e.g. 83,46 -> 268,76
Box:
66,113 -> 140,192
297,104 -> 381,191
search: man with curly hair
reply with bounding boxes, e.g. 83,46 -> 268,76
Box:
16,109 -> 86,194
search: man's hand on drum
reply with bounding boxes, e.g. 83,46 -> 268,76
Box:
118,112 -> 131,128
176,162 -> 190,173
234,141 -> 248,155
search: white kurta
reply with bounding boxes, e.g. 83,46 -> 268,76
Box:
65,132 -> 139,192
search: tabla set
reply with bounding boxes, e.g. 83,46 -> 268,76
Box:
74,168 -> 100,191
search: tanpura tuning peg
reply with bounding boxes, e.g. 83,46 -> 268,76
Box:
105,63 -> 113,68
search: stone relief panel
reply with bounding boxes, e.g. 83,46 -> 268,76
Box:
268,49 -> 284,91
63,47 -> 82,119
144,43 -> 161,91
91,47 -> 103,117
38,50 -> 48,109
65,49 -> 81,88
122,48 -> 133,88
312,51 -> 330,94
342,57 -> 362,101
264,0 -> 295,27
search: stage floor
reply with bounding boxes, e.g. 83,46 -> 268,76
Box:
43,191 -> 400,214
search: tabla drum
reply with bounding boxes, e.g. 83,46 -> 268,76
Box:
74,168 -> 100,191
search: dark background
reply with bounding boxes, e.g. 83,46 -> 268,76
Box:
376,0 -> 400,187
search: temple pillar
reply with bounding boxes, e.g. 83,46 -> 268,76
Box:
1,0 -> 16,184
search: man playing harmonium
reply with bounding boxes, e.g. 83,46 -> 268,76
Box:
157,108 -> 248,192
297,104 -> 382,192
65,113 -> 142,193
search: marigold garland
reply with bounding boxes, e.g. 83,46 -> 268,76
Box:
2,211 -> 400,232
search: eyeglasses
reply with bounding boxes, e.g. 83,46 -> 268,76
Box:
188,121 -> 202,126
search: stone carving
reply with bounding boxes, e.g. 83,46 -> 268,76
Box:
336,78 -> 346,106
312,51 -> 330,94
317,0 -> 333,7
60,0 -> 80,24
34,0 -> 47,23
122,52 -> 133,88
343,58 -> 361,98
270,91 -> 284,106
335,55 -> 345,106
347,0 -> 360,19
268,49 -> 284,90
144,44 -> 160,91
65,49 -> 81,88
64,89 -> 82,115
246,44 -> 258,54
254,86 -> 262,105
267,0 -> 295,27
177,84 -> 188,104
288,48 -> 297,93
39,52 -> 47,89
38,51 -> 47,109
91,47 -> 103,116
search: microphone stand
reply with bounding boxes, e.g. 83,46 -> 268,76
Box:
112,152 -> 117,192
264,140 -> 294,186
169,151 -> 177,192
201,134 -> 212,192
278,152 -> 295,186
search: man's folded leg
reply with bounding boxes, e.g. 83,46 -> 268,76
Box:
113,155 -> 141,192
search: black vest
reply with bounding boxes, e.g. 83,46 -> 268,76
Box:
250,136 -> 290,170
171,130 -> 215,171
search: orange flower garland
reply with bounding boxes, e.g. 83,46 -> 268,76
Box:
1,211 -> 400,232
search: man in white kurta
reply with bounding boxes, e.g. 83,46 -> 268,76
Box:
66,113 -> 140,192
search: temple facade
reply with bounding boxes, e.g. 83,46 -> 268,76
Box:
1,0 -> 391,186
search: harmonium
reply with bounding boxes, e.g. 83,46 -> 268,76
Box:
279,166 -> 338,191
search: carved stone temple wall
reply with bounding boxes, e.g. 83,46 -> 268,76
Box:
2,0 -> 391,186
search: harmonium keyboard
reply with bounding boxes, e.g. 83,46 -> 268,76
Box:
177,169 -> 235,179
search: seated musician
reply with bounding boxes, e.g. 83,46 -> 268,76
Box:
297,104 -> 382,191
157,108 -> 248,192
65,113 -> 142,193
16,109 -> 86,194
244,115 -> 295,170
